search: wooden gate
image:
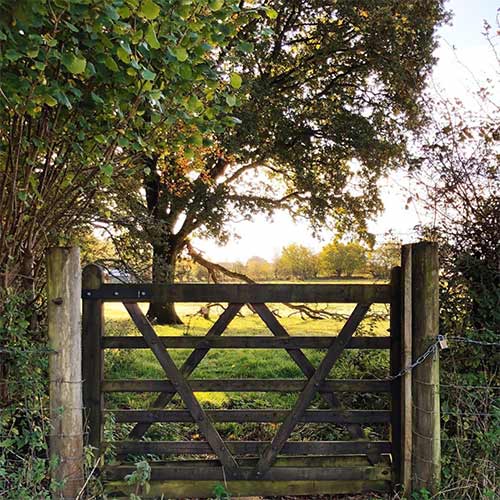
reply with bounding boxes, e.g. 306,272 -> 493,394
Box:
82,271 -> 406,498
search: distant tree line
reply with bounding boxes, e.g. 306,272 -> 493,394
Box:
175,239 -> 401,282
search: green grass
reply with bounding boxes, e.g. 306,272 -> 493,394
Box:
103,291 -> 392,446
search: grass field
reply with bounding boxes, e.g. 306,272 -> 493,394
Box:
102,284 -> 392,447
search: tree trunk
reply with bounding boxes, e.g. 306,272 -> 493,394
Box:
142,158 -> 184,325
147,243 -> 183,325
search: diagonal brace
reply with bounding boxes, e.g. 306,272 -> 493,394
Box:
251,303 -> 364,439
123,302 -> 239,475
128,303 -> 243,439
254,303 -> 370,477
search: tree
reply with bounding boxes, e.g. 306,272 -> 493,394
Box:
109,0 -> 448,322
275,244 -> 318,280
319,241 -> 367,277
368,238 -> 401,279
246,256 -> 274,281
410,87 -> 499,331
0,0 -> 252,296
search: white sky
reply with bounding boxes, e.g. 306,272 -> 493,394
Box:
195,0 -> 499,262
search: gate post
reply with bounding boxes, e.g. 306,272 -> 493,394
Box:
411,242 -> 440,494
47,247 -> 84,498
82,264 -> 105,453
389,266 -> 402,487
400,245 -> 413,493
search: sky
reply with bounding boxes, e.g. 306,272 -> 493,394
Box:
195,0 -> 499,262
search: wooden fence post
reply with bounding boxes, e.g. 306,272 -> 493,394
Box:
47,247 -> 84,499
82,264 -> 105,453
400,245 -> 413,493
411,242 -> 440,493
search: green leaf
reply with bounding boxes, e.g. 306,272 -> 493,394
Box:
186,95 -> 203,112
91,92 -> 104,105
177,5 -> 191,19
225,94 -> 236,107
179,64 -> 193,80
100,164 -> 113,176
207,79 -> 219,90
265,8 -> 278,19
237,41 -> 254,53
104,56 -> 119,72
43,95 -> 58,107
230,72 -> 242,89
209,0 -> 224,11
104,5 -> 120,21
145,24 -> 160,49
139,0 -> 160,20
54,90 -> 72,109
189,133 -> 203,146
117,47 -> 130,63
141,68 -> 156,80
5,49 -> 22,61
131,29 -> 144,44
173,47 -> 188,62
85,62 -> 96,76
63,20 -> 79,32
117,6 -> 131,18
17,191 -> 27,201
62,53 -> 87,74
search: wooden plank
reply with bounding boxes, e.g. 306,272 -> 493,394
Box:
83,283 -> 391,303
102,335 -> 390,349
102,378 -> 392,393
104,464 -> 392,482
401,245 -> 413,492
390,267 -> 402,486
82,264 -> 106,452
110,440 -> 392,456
411,242 -> 440,493
105,479 -> 391,499
123,303 -> 239,475
128,303 -> 243,440
142,454 -> 392,468
255,304 -> 370,476
108,409 -> 391,424
253,303 -> 365,440
47,247 -> 84,497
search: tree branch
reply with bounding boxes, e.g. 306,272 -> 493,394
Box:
186,242 -> 358,321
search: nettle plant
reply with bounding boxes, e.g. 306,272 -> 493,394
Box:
0,0 -> 260,291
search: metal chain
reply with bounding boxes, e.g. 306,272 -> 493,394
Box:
385,334 -> 499,381
386,338 -> 441,381
448,336 -> 500,347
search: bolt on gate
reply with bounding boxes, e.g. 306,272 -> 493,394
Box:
47,243 -> 440,499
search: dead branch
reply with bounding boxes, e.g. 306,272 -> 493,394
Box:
185,242 -> 374,321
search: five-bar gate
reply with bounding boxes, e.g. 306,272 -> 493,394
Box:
82,270 -> 405,498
